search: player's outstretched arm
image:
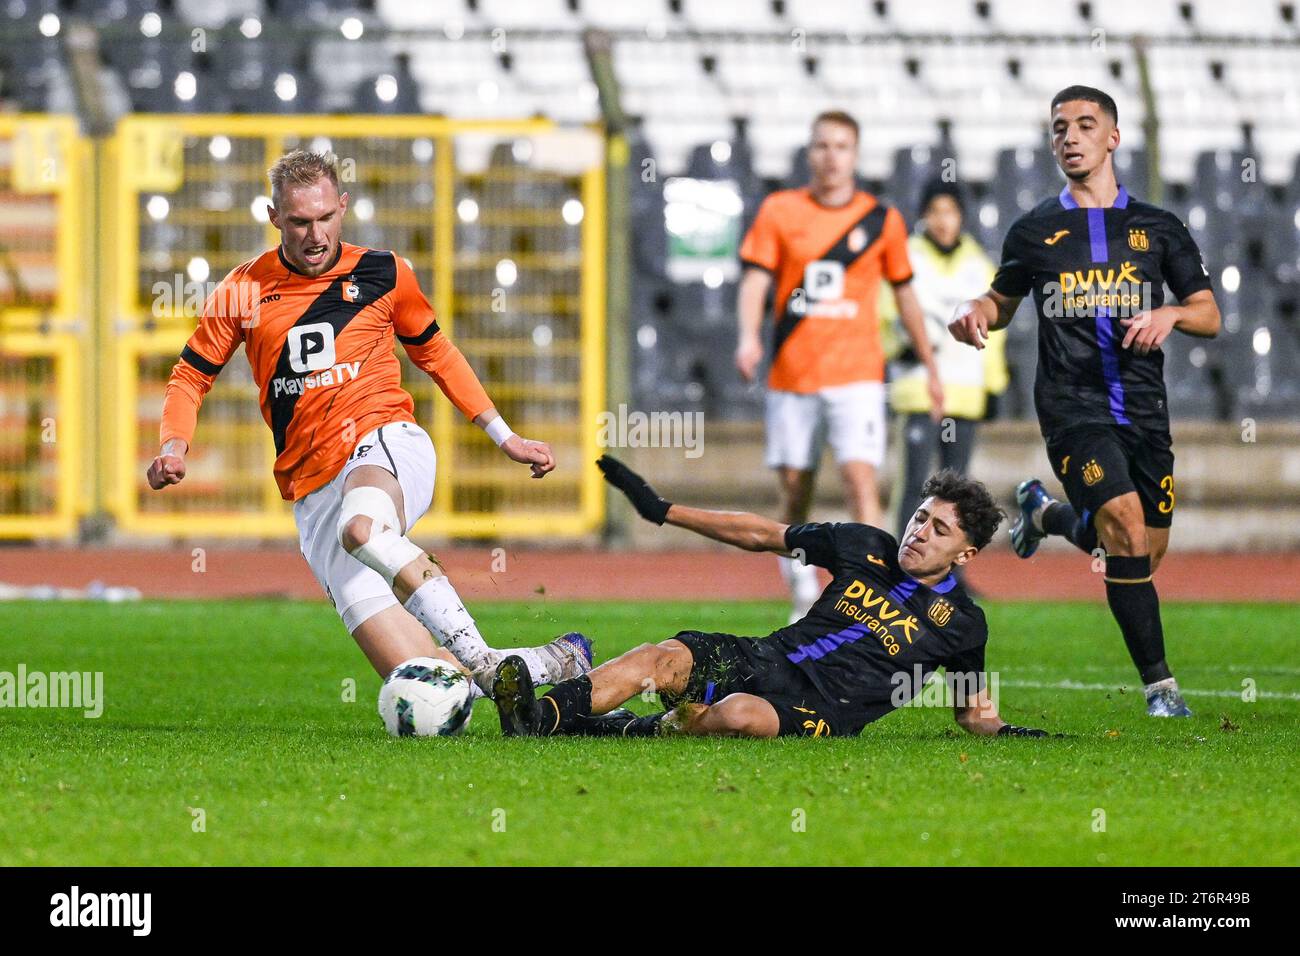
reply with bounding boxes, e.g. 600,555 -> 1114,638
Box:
954,686 -> 1052,737
597,455 -> 788,552
949,290 -> 1020,350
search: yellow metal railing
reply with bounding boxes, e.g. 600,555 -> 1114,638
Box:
107,115 -> 606,539
0,115 -> 87,539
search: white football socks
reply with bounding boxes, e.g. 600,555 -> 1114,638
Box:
778,554 -> 821,623
402,575 -> 551,688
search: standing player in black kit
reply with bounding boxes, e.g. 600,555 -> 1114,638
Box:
950,86 -> 1221,717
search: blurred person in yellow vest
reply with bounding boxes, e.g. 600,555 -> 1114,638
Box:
881,179 -> 1008,543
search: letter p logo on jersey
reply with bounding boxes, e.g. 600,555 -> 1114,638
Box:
288,322 -> 337,373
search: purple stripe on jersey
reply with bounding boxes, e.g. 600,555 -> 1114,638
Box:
1085,202 -> 1131,425
704,681 -> 716,704
785,621 -> 870,664
887,579 -> 920,607
933,574 -> 958,594
1087,207 -> 1108,262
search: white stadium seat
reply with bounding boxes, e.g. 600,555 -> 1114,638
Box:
885,0 -> 988,36
678,0 -> 787,34
375,0 -> 478,30
1191,0 -> 1291,38
1087,0 -> 1194,37
475,0 -> 580,31
580,0 -> 674,31
784,0 -> 885,36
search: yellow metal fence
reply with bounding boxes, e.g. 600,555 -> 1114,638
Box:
1,115 -> 606,540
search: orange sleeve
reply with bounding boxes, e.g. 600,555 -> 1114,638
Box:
404,333 -> 493,422
739,195 -> 781,272
159,270 -> 247,447
881,206 -> 914,285
390,254 -> 493,421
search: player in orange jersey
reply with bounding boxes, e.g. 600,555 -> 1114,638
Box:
146,149 -> 591,696
736,111 -> 945,621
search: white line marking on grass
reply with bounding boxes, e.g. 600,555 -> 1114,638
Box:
1002,679 -> 1300,702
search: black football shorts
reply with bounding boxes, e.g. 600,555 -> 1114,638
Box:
1045,423 -> 1176,529
664,630 -> 876,737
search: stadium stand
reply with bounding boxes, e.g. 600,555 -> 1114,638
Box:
0,0 -> 1297,448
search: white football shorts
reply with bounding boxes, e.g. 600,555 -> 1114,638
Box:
293,420 -> 436,633
764,381 -> 887,471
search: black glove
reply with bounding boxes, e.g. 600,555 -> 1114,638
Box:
997,724 -> 1050,738
596,455 -> 672,525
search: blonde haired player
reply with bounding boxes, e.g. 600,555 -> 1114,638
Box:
147,149 -> 590,694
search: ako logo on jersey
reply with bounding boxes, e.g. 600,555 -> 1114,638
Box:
1128,228 -> 1149,252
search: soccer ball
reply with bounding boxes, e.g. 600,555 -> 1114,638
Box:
377,657 -> 474,737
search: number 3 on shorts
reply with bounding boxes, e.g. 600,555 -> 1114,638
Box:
1158,474 -> 1175,514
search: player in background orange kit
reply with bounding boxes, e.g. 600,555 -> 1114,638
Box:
146,150 -> 591,696
736,111 -> 945,621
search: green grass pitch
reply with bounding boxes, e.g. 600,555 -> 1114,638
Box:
1,598 -> 1296,866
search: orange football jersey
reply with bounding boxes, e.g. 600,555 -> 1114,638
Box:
739,188 -> 913,392
160,242 -> 492,501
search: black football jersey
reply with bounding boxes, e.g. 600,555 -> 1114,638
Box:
769,523 -> 989,711
992,185 -> 1212,436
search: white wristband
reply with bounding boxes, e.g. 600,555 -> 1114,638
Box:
484,416 -> 515,447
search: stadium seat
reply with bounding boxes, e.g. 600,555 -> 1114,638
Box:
352,57 -> 422,114
174,0 -> 263,28
476,0 -> 580,31
508,36 -> 593,92
783,0 -> 884,35
579,0 -> 673,31
1112,147 -> 1151,201
679,0 -> 786,34
263,0 -> 358,24
374,0 -> 479,30
1086,0 -> 1194,37
885,142 -> 956,218
613,35 -> 709,90
811,40 -> 910,96
986,0 -> 1088,35
1190,0 -> 1291,38
885,0 -> 988,36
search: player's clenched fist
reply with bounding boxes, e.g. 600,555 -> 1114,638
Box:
146,441 -> 188,490
501,434 -> 555,479
949,299 -> 990,350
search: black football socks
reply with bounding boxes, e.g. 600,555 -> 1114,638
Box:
1041,501 -> 1099,554
536,675 -> 593,735
1104,554 -> 1173,685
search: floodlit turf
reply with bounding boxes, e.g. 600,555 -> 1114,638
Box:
0,598 -> 1296,866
